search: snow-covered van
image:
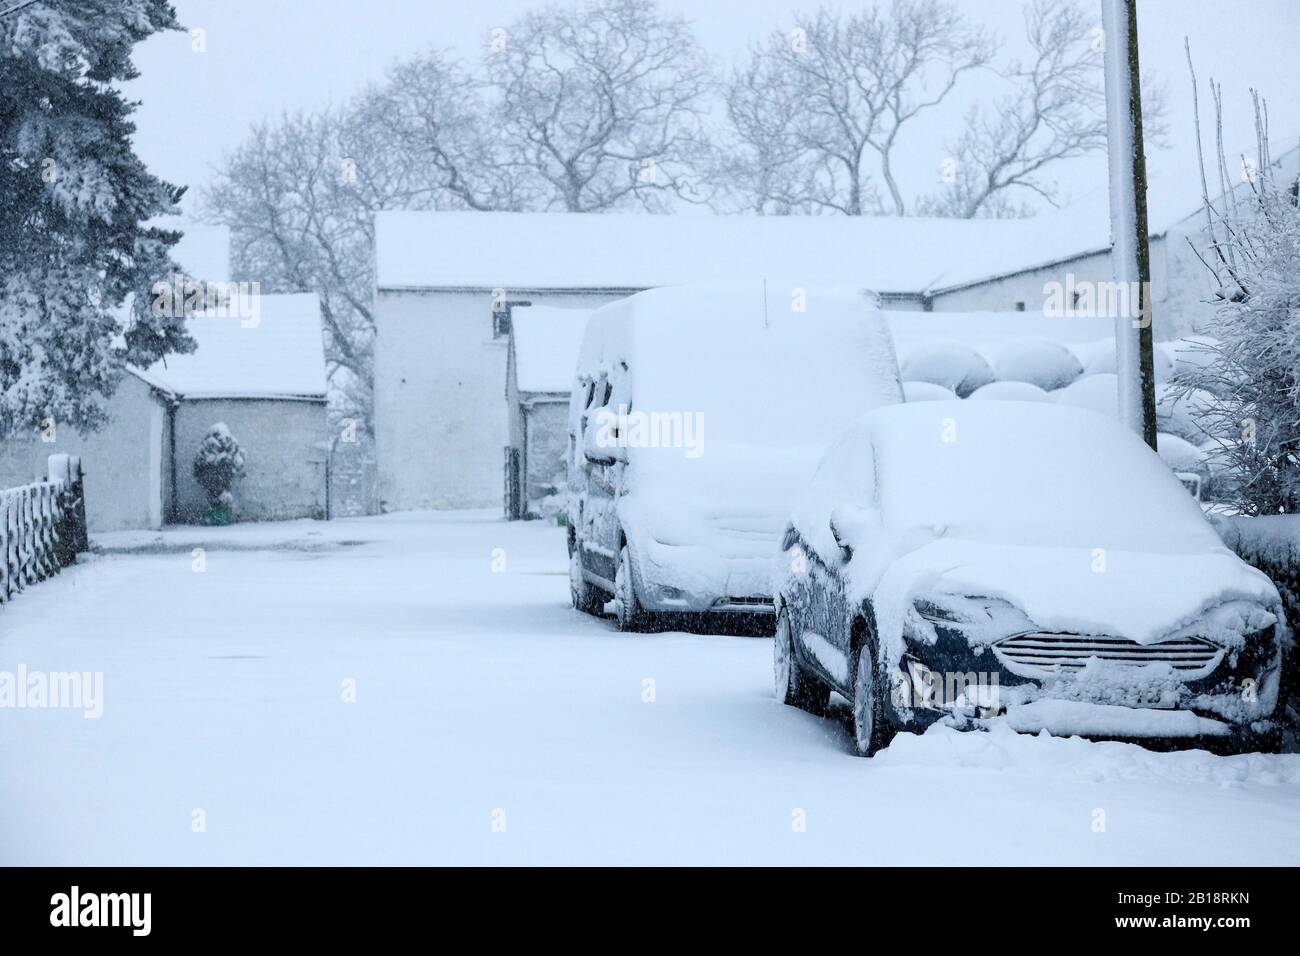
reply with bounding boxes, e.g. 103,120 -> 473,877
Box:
567,282 -> 903,630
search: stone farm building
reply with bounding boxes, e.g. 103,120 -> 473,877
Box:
373,189 -> 1243,515
0,293 -> 329,532
504,305 -> 592,519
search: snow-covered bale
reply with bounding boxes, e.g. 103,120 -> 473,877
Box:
1081,338 -> 1173,381
1066,338 -> 1107,370
898,339 -> 994,398
1159,335 -> 1220,380
902,381 -> 958,403
1052,373 -> 1119,418
990,338 -> 1084,390
967,381 -> 1053,403
1049,374 -> 1224,449
1155,384 -> 1222,443
1156,432 -> 1205,473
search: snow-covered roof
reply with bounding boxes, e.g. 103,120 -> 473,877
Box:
575,282 -> 902,448
510,305 -> 592,395
132,293 -> 327,400
374,210 -> 1110,296
374,148 -> 1300,299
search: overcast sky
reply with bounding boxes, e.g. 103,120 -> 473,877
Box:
125,0 -> 1300,266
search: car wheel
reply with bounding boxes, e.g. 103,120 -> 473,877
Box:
850,644 -> 887,757
774,605 -> 830,716
569,546 -> 601,615
613,544 -> 643,631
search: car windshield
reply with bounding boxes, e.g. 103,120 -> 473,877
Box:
872,402 -> 1222,555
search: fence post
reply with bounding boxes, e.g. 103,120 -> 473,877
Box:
0,463 -> 86,602
19,487 -> 32,588
40,484 -> 55,579
48,454 -> 72,566
6,490 -> 16,598
70,456 -> 87,554
47,454 -> 88,556
0,492 -> 9,602
33,485 -> 46,582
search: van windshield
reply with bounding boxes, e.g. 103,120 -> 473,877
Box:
621,286 -> 902,449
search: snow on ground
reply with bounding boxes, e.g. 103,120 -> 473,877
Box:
1,511 -> 1298,865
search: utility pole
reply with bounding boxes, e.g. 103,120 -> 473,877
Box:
1101,0 -> 1158,449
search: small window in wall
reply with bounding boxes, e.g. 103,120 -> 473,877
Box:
1014,301 -> 1026,312
493,299 -> 531,339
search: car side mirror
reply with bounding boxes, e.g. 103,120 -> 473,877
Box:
582,412 -> 624,466
829,504 -> 879,563
829,517 -> 852,562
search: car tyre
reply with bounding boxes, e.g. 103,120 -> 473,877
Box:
569,545 -> 602,615
774,604 -> 830,716
613,544 -> 644,632
850,641 -> 888,757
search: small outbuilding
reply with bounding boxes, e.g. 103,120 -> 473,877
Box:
0,293 -> 330,532
504,305 -> 592,520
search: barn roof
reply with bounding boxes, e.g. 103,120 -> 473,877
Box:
374,147 -> 1300,298
374,209 -> 1115,297
132,293 -> 327,401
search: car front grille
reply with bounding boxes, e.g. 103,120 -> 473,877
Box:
711,595 -> 775,611
993,633 -> 1223,675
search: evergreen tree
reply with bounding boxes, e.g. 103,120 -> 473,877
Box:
0,0 -> 193,438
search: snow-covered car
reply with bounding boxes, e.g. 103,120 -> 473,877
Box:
568,281 -> 903,630
774,400 -> 1288,755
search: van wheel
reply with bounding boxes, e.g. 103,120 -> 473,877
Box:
569,546 -> 601,615
850,644 -> 888,757
613,545 -> 643,631
775,605 -> 829,716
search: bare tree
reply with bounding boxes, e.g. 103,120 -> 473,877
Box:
205,112 -> 379,430
919,0 -> 1167,218
1177,55 -> 1300,515
719,49 -> 831,215
485,0 -> 714,212
358,51 -> 530,213
720,1 -> 994,216
203,50 -> 520,430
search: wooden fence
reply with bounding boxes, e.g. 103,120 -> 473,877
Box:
0,454 -> 88,603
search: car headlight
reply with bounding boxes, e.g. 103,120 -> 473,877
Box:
912,595 -> 1035,641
